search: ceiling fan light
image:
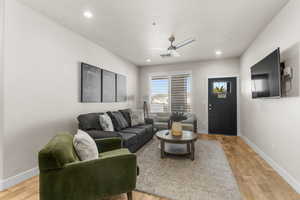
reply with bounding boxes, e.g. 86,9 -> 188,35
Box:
215,50 -> 223,55
83,11 -> 93,19
168,49 -> 180,57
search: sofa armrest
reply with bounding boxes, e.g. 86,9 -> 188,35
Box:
95,137 -> 122,153
193,118 -> 198,133
145,118 -> 154,125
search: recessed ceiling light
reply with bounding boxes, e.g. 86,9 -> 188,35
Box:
215,50 -> 223,56
146,59 -> 151,62
152,22 -> 156,26
83,11 -> 93,19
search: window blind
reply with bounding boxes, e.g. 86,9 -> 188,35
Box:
150,74 -> 192,113
171,74 -> 191,113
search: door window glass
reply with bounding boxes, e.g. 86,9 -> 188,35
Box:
212,81 -> 231,98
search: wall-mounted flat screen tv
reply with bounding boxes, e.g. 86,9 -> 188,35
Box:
251,48 -> 281,98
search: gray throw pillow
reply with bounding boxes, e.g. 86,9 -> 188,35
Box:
73,130 -> 99,161
99,113 -> 114,131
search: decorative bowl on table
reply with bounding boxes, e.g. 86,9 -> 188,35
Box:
170,112 -> 187,137
171,122 -> 183,136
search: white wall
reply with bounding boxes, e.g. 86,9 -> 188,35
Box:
240,0 -> 300,192
0,0 -> 5,185
1,0 -> 138,181
139,58 -> 240,134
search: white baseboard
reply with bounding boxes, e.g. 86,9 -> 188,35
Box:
242,136 -> 300,194
198,130 -> 209,134
0,167 -> 39,191
198,131 -> 242,136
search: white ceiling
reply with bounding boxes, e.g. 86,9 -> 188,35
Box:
19,0 -> 289,66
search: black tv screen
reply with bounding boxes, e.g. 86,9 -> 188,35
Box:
251,48 -> 281,98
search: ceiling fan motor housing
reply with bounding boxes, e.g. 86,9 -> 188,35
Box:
161,35 -> 195,58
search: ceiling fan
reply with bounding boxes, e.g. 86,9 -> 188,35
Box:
160,35 -> 196,58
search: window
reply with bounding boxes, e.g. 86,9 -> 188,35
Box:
150,77 -> 169,113
150,74 -> 192,113
212,81 -> 231,99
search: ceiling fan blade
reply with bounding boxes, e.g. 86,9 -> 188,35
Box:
160,50 -> 181,58
160,53 -> 172,58
175,38 -> 196,49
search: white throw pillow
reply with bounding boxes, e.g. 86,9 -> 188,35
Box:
131,110 -> 145,126
99,113 -> 114,131
73,130 -> 99,161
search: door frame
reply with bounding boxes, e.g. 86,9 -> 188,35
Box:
207,76 -> 240,136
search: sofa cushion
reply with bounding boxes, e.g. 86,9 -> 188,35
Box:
100,148 -> 131,158
155,117 -> 170,123
119,109 -> 132,127
135,124 -> 153,133
182,123 -> 194,131
153,122 -> 169,130
121,127 -> 146,135
77,113 -> 103,131
85,130 -> 120,139
118,132 -> 138,147
73,130 -> 99,161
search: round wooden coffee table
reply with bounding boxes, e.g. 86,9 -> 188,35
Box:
156,130 -> 198,161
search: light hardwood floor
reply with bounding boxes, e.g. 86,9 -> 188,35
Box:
0,135 -> 299,200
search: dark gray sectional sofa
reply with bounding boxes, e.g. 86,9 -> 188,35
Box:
77,109 -> 155,152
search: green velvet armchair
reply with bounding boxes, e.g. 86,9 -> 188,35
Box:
38,132 -> 137,200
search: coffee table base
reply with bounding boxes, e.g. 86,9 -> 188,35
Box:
160,141 -> 195,161
164,143 -> 189,155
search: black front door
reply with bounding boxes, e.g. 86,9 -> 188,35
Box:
208,77 -> 237,136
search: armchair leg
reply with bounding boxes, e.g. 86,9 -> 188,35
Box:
127,191 -> 133,200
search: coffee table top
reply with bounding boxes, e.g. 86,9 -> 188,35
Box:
156,130 -> 198,143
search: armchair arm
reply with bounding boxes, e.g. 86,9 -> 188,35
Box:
145,118 -> 154,125
39,149 -> 137,200
65,149 -> 135,169
59,151 -> 137,199
95,137 -> 122,153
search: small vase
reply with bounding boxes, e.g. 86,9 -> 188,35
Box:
171,122 -> 183,136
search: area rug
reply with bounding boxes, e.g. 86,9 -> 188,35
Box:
135,138 -> 242,200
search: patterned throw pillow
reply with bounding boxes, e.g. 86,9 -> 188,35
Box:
107,111 -> 129,131
112,111 -> 129,129
99,113 -> 114,131
73,130 -> 99,161
119,109 -> 132,127
131,110 -> 145,126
